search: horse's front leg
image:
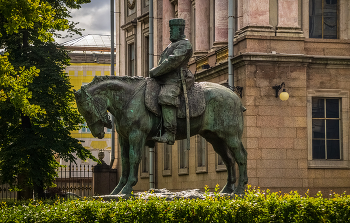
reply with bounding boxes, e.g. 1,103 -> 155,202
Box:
120,130 -> 146,195
110,136 -> 130,195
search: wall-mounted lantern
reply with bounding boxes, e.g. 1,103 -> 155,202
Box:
272,82 -> 289,101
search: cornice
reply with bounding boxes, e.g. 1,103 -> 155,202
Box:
121,19 -> 137,30
232,52 -> 350,68
137,12 -> 149,22
195,61 -> 228,82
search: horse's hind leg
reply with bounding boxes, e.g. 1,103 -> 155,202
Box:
110,136 -> 130,195
204,135 -> 236,194
226,137 -> 248,195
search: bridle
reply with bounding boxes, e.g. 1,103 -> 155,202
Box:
80,86 -> 112,129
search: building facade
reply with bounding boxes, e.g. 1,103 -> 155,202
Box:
114,0 -> 350,194
62,35 -> 115,167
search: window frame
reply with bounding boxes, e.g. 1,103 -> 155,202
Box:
309,0 -> 339,39
127,42 -> 135,76
142,29 -> 150,77
311,97 -> 341,160
307,89 -> 349,168
178,139 -> 189,175
195,135 -> 208,173
162,143 -> 172,176
80,122 -> 91,133
140,146 -> 149,178
215,153 -> 227,172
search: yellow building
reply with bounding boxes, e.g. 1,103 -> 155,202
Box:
62,35 -> 114,166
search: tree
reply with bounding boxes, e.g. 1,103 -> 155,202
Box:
0,0 -> 98,198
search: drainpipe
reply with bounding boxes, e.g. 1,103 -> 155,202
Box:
228,0 -> 235,88
149,0 -> 155,190
110,0 -> 115,167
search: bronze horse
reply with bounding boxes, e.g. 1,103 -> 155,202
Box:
74,76 -> 247,195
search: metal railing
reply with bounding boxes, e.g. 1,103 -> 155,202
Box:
0,164 -> 94,200
0,183 -> 17,201
54,164 -> 93,197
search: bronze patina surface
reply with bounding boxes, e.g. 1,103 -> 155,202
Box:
74,19 -> 247,195
150,18 -> 194,145
74,75 -> 247,195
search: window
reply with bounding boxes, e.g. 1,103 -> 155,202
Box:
216,153 -> 227,171
312,98 -> 340,159
163,144 -> 172,176
178,139 -> 189,175
309,0 -> 338,39
143,35 -> 149,77
140,146 -> 149,178
128,43 -> 135,76
307,90 -> 349,168
196,135 -> 208,173
81,122 -> 90,133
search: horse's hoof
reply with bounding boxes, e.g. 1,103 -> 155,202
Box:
233,187 -> 245,195
220,184 -> 235,194
120,186 -> 133,195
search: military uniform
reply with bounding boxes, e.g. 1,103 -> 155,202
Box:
150,18 -> 194,145
150,39 -> 194,106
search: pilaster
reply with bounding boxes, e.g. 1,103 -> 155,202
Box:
237,0 -> 274,38
162,0 -> 175,49
213,0 -> 228,48
194,0 -> 210,56
178,0 -> 192,40
276,0 -> 304,37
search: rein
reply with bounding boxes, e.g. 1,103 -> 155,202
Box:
81,86 -> 112,128
122,79 -> 147,109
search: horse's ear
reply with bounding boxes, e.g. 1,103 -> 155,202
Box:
73,89 -> 81,100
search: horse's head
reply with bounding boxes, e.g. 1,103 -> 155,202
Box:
74,86 -> 112,139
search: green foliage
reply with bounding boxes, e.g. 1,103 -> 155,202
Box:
0,0 -> 91,43
1,188 -> 350,222
0,0 -> 96,194
0,54 -> 44,117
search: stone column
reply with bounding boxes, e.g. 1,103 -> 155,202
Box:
276,0 -> 303,37
162,0 -> 175,49
178,0 -> 191,40
195,0 -> 210,56
214,0 -> 228,47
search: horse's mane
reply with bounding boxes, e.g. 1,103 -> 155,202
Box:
85,75 -> 146,89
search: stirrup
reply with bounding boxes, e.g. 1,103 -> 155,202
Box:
152,132 -> 175,145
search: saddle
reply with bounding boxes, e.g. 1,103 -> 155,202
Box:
145,78 -> 206,118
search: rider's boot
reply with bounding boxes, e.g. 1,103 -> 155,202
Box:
152,105 -> 176,145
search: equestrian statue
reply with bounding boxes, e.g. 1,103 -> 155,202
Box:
74,18 -> 248,195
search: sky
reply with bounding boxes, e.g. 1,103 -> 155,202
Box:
56,0 -> 111,44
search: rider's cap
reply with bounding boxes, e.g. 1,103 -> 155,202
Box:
169,18 -> 185,27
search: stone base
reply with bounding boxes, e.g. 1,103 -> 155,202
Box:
276,26 -> 304,37
212,41 -> 228,49
95,188 -> 236,201
193,50 -> 209,58
93,163 -> 118,196
235,25 -> 275,39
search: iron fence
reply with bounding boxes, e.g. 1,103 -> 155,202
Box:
54,164 -> 93,197
0,183 -> 17,201
0,164 -> 93,200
